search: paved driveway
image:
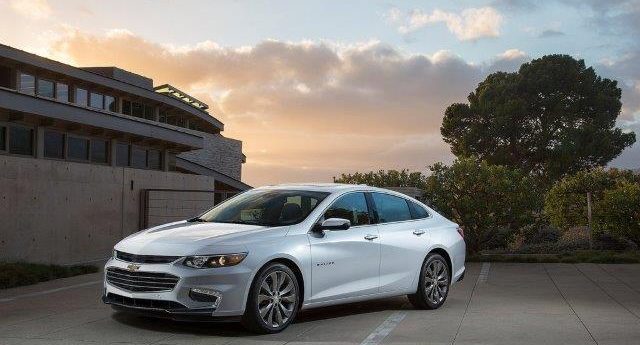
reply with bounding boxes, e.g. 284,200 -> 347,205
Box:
1,262 -> 639,345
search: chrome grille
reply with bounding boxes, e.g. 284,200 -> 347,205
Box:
115,251 -> 180,264
106,267 -> 179,292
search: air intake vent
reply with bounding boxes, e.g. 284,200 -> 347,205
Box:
106,267 -> 179,292
115,251 -> 180,264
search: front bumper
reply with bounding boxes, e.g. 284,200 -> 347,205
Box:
102,257 -> 253,319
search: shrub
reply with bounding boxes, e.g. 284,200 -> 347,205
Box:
425,158 -> 543,253
594,181 -> 640,244
544,168 -> 640,244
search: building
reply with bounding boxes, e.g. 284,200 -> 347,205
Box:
0,44 -> 250,264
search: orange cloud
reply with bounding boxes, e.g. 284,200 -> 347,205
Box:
49,30 -> 522,186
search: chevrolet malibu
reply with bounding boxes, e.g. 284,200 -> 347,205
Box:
103,183 -> 466,333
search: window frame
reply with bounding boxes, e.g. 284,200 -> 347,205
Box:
369,191 -> 419,225
66,135 -> 91,162
89,138 -> 110,165
36,78 -> 55,99
322,191 -> 374,228
55,82 -> 69,103
0,124 -> 7,152
5,123 -> 35,157
43,129 -> 66,160
18,72 -> 36,95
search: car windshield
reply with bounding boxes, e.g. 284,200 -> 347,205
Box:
196,190 -> 330,226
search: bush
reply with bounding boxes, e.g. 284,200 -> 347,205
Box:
594,181 -> 640,244
425,158 -> 543,253
0,262 -> 98,289
544,168 -> 636,229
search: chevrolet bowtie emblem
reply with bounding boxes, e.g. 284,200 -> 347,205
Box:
126,264 -> 140,272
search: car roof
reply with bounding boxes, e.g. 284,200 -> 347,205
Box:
255,183 -> 414,197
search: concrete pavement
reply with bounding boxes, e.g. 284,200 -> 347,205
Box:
1,262 -> 639,345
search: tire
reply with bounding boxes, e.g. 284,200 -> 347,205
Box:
408,253 -> 450,310
241,263 -> 300,333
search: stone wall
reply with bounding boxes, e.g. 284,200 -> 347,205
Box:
177,133 -> 244,180
0,154 -> 216,265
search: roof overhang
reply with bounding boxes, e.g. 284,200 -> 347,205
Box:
0,88 -> 204,149
0,44 -> 224,131
176,157 -> 252,191
155,84 -> 208,111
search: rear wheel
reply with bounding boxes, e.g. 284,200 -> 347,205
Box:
241,263 -> 300,333
408,253 -> 450,309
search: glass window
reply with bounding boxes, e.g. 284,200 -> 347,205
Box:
0,126 -> 6,151
67,136 -> 89,161
409,201 -> 430,219
200,190 -> 330,226
19,73 -> 35,95
9,126 -> 33,155
75,87 -> 88,106
131,146 -> 147,168
324,193 -> 371,226
115,143 -> 129,166
158,109 -> 167,123
372,193 -> 412,223
90,92 -> 104,109
147,149 -> 162,170
105,95 -> 116,112
43,131 -> 64,159
144,105 -> 155,120
131,102 -> 143,118
90,139 -> 108,163
56,83 -> 69,102
37,79 -> 54,98
121,100 -> 131,115
0,66 -> 11,89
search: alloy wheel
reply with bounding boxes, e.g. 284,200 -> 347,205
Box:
424,259 -> 449,305
257,270 -> 297,328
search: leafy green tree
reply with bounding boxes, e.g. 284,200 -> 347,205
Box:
425,158 -> 542,253
333,169 -> 427,189
594,181 -> 640,244
441,55 -> 636,181
544,168 -> 640,239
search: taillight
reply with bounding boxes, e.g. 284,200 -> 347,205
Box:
457,226 -> 464,238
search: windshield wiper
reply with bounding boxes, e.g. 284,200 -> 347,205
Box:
188,217 -> 208,222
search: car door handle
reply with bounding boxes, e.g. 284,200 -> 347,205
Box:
413,229 -> 426,236
364,234 -> 378,241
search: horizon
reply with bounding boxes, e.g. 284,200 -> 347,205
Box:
2,0 -> 638,186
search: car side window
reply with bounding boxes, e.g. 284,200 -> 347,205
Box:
408,201 -> 430,219
324,192 -> 371,226
372,193 -> 412,223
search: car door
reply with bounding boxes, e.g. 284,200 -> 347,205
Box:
372,192 -> 431,293
307,192 -> 380,302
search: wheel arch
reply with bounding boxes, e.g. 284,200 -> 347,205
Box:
259,257 -> 305,309
428,247 -> 453,280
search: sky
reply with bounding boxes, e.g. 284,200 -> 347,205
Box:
1,0 -> 639,186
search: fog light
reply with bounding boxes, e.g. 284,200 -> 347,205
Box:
189,288 -> 222,307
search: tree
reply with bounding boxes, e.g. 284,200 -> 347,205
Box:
441,55 -> 636,182
333,169 -> 427,189
544,168 -> 640,240
425,158 -> 542,253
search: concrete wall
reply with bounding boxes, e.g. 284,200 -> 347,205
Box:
143,190 -> 215,228
0,154 -> 215,265
177,133 -> 244,180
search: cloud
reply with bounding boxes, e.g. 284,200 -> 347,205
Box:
10,0 -> 51,20
538,29 -> 565,38
394,7 -> 503,41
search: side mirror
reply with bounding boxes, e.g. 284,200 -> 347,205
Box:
316,218 -> 351,231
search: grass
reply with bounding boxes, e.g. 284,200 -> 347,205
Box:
467,250 -> 640,264
0,262 -> 99,289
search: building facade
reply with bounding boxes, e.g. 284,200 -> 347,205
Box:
0,44 -> 249,264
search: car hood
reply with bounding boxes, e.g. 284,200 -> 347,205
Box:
114,221 -> 276,256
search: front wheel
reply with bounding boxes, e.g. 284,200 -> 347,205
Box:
241,263 -> 300,333
408,253 -> 450,309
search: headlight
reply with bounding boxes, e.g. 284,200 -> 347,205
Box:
183,253 -> 247,269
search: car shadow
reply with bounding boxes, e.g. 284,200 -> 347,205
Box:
110,296 -> 410,337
